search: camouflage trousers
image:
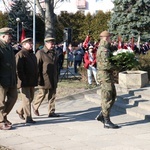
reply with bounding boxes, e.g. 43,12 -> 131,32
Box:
100,82 -> 116,117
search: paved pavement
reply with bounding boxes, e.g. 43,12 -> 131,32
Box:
0,90 -> 150,150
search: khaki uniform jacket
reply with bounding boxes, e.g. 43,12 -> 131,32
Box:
15,48 -> 38,88
0,40 -> 17,87
36,46 -> 58,89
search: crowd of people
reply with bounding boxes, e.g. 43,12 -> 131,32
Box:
12,34 -> 150,87
0,26 -> 150,130
52,38 -> 150,87
110,40 -> 150,54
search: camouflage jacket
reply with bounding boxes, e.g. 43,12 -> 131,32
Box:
96,40 -> 114,83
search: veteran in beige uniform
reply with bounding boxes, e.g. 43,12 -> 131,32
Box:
15,38 -> 38,124
32,37 -> 60,117
0,27 -> 17,130
96,31 -> 119,129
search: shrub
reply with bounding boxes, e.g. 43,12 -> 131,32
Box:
138,51 -> 150,80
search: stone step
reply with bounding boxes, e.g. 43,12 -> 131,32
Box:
97,84 -> 131,96
117,95 -> 150,112
84,92 -> 150,121
130,90 -> 150,100
117,95 -> 141,104
114,101 -> 150,121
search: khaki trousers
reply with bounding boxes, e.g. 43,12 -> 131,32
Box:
33,88 -> 56,115
0,85 -> 17,123
17,87 -> 34,121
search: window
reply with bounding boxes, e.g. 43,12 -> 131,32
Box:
76,0 -> 86,9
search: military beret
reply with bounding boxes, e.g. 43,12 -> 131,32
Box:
100,31 -> 111,37
44,37 -> 55,42
0,27 -> 12,35
21,38 -> 32,44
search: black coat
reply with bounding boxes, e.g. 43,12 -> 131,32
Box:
0,40 -> 17,87
15,48 -> 38,88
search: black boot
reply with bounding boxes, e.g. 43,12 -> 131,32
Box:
95,111 -> 104,123
104,117 -> 119,129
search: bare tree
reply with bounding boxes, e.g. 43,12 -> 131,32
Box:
2,0 -> 68,38
35,0 -> 66,38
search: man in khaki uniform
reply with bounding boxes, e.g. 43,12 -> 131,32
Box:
32,37 -> 60,117
0,27 -> 18,130
15,38 -> 38,124
96,31 -> 119,129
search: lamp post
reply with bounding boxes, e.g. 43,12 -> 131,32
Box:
33,0 -> 36,54
16,17 -> 20,43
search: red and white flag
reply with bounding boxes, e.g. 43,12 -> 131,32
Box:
131,37 -> 134,50
83,35 -> 90,49
118,36 -> 122,49
20,27 -> 26,42
137,35 -> 140,49
63,41 -> 67,55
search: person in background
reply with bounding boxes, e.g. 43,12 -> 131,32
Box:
55,43 -> 64,75
12,42 -> 22,55
73,43 -> 84,74
36,45 -> 43,53
67,43 -> 74,68
32,37 -> 60,117
96,30 -> 119,129
0,27 -> 18,130
110,41 -> 118,52
15,38 -> 38,124
84,45 -> 99,87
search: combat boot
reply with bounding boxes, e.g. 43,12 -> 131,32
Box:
104,117 -> 119,129
95,111 -> 104,123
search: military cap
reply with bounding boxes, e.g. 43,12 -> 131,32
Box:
0,27 -> 12,35
21,38 -> 32,44
100,30 -> 111,37
44,37 -> 55,42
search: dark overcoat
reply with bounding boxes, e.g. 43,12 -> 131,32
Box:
15,48 -> 38,88
36,46 -> 58,89
0,40 -> 17,87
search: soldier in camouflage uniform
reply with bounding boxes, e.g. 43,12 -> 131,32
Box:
96,31 -> 119,129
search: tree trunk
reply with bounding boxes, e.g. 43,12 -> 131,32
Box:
45,0 -> 55,38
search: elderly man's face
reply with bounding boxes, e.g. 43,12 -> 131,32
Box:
23,41 -> 33,50
45,41 -> 55,50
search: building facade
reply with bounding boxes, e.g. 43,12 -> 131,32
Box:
54,0 -> 114,15
0,0 -> 114,15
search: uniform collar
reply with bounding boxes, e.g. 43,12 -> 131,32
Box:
43,46 -> 54,53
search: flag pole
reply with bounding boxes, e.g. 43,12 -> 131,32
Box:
33,0 -> 36,54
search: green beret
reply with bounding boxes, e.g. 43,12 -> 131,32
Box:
0,27 -> 12,35
44,37 -> 55,42
21,38 -> 32,44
